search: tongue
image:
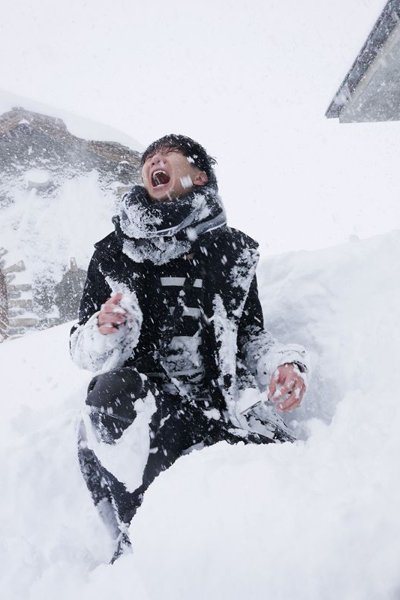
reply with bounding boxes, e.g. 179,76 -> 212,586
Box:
153,172 -> 170,186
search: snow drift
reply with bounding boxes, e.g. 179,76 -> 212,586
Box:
1,230 -> 400,600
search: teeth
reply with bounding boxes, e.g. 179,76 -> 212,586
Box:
151,169 -> 170,187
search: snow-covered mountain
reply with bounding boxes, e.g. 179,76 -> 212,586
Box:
0,90 -> 143,151
0,94 -> 142,340
1,229 -> 399,600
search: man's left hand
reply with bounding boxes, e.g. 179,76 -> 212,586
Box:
268,363 -> 306,413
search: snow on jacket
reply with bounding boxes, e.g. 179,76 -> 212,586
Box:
70,225 -> 309,419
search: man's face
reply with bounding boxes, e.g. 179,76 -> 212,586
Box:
142,147 -> 208,201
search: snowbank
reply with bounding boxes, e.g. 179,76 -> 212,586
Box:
1,230 -> 400,600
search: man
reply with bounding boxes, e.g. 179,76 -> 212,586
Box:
70,134 -> 309,562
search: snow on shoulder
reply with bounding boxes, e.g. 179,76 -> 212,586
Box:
1,230 -> 400,600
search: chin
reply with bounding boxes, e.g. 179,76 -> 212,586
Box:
150,190 -> 172,201
145,187 -> 168,201
152,188 -> 182,202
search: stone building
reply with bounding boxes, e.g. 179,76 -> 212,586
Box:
0,252 -> 34,341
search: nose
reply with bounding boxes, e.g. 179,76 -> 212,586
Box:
150,153 -> 165,167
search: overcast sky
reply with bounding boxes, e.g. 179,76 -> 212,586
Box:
1,0 -> 399,257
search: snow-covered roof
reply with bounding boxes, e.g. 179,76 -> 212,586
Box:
326,0 -> 400,122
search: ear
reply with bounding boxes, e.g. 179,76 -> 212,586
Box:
193,170 -> 208,187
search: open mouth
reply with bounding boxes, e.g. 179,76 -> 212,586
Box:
151,170 -> 171,187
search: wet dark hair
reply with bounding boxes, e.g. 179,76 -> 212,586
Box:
141,134 -> 218,187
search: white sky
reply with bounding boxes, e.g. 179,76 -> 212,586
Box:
1,0 -> 399,256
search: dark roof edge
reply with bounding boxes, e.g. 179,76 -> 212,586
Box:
326,0 -> 400,118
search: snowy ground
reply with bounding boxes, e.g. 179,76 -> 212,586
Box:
1,229 -> 400,600
0,171 -> 117,284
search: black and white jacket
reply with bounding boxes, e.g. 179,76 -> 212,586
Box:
70,225 -> 309,421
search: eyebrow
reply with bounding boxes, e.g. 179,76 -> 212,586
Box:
144,147 -> 180,161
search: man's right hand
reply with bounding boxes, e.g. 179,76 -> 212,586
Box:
98,292 -> 128,335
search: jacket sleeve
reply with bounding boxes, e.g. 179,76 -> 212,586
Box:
237,276 -> 310,389
69,252 -> 142,372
